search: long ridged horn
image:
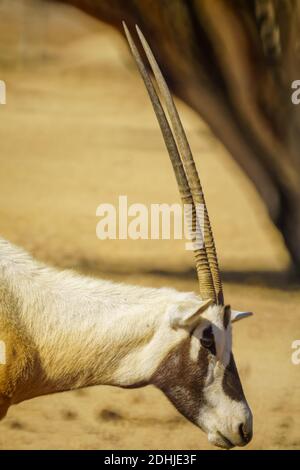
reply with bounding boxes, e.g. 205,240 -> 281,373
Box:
136,26 -> 224,305
123,22 -> 222,304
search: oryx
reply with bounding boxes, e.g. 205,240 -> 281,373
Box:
0,24 -> 253,449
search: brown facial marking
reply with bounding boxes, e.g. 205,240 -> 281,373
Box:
223,305 -> 231,329
222,353 -> 245,402
151,338 -> 209,425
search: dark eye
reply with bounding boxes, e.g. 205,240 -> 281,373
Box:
200,326 -> 216,354
200,337 -> 214,349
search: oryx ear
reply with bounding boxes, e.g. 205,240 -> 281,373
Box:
169,298 -> 213,329
231,310 -> 253,323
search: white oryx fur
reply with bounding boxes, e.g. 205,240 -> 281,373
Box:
0,237 -> 199,400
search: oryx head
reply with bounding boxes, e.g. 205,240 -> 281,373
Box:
124,23 -> 253,449
154,301 -> 253,449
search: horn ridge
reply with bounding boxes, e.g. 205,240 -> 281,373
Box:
135,24 -> 223,305
123,22 -> 219,303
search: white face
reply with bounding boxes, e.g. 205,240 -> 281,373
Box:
153,303 -> 253,449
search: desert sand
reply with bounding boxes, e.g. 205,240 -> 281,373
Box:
0,1 -> 299,450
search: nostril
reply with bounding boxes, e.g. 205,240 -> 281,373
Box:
238,423 -> 252,444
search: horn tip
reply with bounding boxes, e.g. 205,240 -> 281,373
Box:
122,21 -> 129,32
135,24 -> 143,36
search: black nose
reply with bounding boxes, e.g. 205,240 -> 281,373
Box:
239,422 -> 253,444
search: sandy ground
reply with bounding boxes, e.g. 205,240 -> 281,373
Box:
0,1 -> 299,450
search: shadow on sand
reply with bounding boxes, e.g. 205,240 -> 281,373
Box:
67,257 -> 300,292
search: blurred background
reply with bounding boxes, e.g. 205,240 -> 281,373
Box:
0,0 -> 299,450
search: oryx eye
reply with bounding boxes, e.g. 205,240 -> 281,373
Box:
200,337 -> 213,349
200,326 -> 216,354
